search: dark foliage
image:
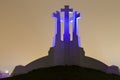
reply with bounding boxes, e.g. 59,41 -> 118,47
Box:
1,65 -> 120,80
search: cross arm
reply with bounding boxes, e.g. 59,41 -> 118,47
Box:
52,11 -> 60,18
61,5 -> 73,13
74,11 -> 80,19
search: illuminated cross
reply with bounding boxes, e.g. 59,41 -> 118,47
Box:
61,5 -> 73,41
73,11 -> 80,35
61,5 -> 73,64
52,11 -> 61,40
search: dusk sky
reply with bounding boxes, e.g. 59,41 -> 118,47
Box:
0,0 -> 120,74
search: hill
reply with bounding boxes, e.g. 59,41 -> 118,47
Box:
1,65 -> 120,80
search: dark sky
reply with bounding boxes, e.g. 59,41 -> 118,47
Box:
0,0 -> 120,74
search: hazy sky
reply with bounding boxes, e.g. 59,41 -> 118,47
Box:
0,0 -> 120,74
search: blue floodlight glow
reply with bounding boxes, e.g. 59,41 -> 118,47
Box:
77,18 -> 81,47
52,31 -> 56,47
52,5 -> 82,47
52,14 -> 57,47
76,12 -> 81,47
